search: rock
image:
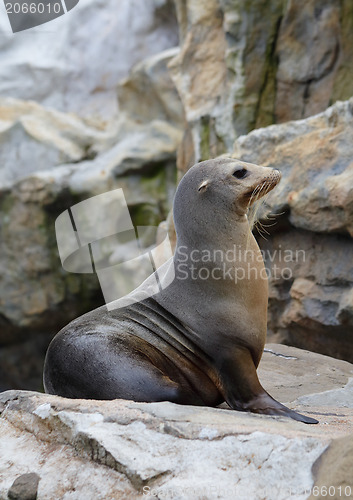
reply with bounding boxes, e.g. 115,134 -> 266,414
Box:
260,230 -> 353,360
0,0 -> 178,124
117,48 -> 184,127
170,0 -> 353,171
0,345 -> 352,499
0,97 -> 114,186
233,98 -> 353,236
231,98 -> 353,361
258,344 -> 353,409
0,0 -> 182,391
170,0 -> 227,124
169,0 -> 229,169
8,473 -> 40,500
309,435 -> 353,500
275,0 -> 341,122
0,118 -> 181,376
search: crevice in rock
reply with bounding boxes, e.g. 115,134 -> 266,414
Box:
263,348 -> 297,360
301,40 -> 341,118
73,432 -> 172,491
254,14 -> 282,128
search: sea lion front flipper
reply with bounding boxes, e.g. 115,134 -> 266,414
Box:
218,347 -> 318,425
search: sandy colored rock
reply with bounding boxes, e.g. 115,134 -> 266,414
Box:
170,1 -> 227,121
171,0 -> 353,171
230,99 -> 353,361
118,48 -> 183,127
232,99 -> 353,236
309,435 -> 353,500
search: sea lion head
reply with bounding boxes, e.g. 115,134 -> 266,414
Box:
173,157 -> 281,244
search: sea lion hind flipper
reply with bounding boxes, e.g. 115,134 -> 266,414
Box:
218,347 -> 318,425
243,392 -> 319,424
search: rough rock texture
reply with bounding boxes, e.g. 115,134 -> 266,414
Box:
0,0 -> 178,124
233,99 -> 353,237
7,472 -> 40,500
231,99 -> 353,362
0,0 -> 184,391
309,435 -> 353,500
117,48 -> 184,127
0,345 -> 352,499
0,97 -> 113,186
170,0 -> 353,171
0,117 -> 181,343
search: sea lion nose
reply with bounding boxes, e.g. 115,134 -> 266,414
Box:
272,169 -> 282,183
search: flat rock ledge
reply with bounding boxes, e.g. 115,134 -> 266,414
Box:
0,344 -> 352,500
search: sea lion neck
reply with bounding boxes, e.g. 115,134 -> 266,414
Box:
174,214 -> 251,263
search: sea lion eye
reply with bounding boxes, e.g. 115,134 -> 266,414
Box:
232,168 -> 248,179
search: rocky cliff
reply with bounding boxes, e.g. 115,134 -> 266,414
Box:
0,0 -> 182,391
171,0 -> 353,170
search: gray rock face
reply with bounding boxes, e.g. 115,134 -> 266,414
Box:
309,435 -> 353,500
0,117 -> 181,343
0,1 -> 183,392
233,99 -> 353,237
0,97 -> 113,186
231,99 -> 353,362
0,0 -> 178,124
0,345 -> 352,499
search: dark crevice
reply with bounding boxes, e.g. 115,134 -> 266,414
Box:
301,39 -> 341,117
254,14 -> 283,128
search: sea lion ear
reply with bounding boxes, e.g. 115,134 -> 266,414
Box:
198,180 -> 209,192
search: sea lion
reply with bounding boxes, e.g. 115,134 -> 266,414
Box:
44,158 -> 318,424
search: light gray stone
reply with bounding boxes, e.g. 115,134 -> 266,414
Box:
0,0 -> 178,124
1,345 -> 352,499
8,472 -> 40,500
0,97 -> 116,186
0,117 -> 181,348
232,99 -> 353,237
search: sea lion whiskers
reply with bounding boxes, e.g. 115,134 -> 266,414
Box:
247,182 -> 271,245
247,175 -> 280,233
